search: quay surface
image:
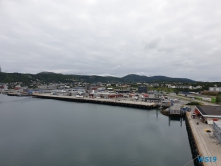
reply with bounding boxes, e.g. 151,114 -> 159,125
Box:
32,93 -> 158,109
186,109 -> 221,166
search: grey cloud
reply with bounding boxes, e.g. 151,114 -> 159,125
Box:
144,38 -> 161,50
0,0 -> 221,81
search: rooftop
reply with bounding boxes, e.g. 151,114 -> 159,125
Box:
170,104 -> 181,110
196,105 -> 221,117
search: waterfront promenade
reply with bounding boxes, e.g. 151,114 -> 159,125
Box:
186,110 -> 221,166
32,93 -> 158,109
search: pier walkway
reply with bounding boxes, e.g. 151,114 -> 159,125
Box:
186,110 -> 221,166
32,93 -> 158,109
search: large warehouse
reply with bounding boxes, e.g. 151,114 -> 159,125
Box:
195,105 -> 221,124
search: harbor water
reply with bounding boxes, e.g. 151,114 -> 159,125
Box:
0,94 -> 194,166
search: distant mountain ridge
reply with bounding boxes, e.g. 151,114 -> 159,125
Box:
122,74 -> 194,83
0,72 -> 195,83
38,71 -> 58,74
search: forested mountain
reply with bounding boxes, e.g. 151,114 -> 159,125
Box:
0,72 -> 195,83
122,74 -> 195,83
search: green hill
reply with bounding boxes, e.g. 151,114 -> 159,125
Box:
0,72 -> 195,83
122,74 -> 194,83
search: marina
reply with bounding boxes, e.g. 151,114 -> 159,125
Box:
32,93 -> 221,166
0,94 -> 193,166
2,93 -> 221,165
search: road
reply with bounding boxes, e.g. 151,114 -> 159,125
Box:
167,94 -> 219,106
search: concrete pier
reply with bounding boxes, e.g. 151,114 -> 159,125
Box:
32,93 -> 158,109
186,110 -> 221,166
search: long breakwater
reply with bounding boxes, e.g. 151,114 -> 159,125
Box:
32,93 -> 158,109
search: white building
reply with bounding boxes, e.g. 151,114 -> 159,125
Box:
209,87 -> 221,92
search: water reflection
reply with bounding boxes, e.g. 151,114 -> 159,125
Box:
156,109 -> 158,121
168,116 -> 184,127
150,108 -> 185,127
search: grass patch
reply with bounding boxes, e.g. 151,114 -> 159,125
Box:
186,101 -> 203,105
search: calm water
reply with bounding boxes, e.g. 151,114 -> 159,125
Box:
0,94 -> 194,166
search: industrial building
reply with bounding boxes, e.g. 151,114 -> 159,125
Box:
195,106 -> 221,124
89,92 -> 123,99
138,86 -> 147,93
115,90 -> 130,93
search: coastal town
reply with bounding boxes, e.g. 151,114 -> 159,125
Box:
1,74 -> 221,166
0,76 -> 220,103
1,0 -> 221,165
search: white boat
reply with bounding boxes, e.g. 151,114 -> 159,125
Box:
161,100 -> 171,108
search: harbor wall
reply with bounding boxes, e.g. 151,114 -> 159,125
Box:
32,94 -> 158,110
185,113 -> 203,166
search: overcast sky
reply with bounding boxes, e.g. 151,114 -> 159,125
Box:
0,0 -> 221,81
